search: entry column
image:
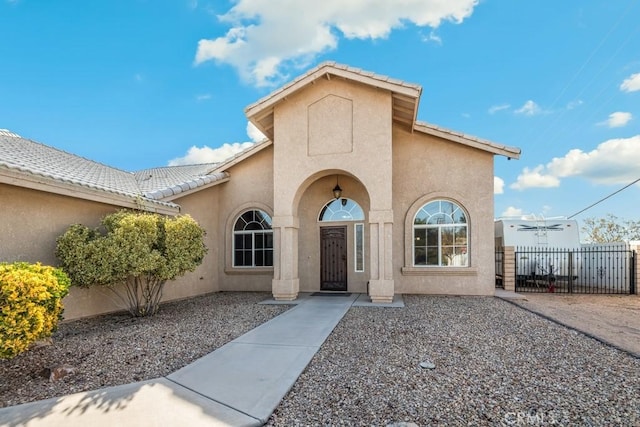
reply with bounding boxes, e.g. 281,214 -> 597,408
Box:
272,215 -> 300,301
368,209 -> 394,303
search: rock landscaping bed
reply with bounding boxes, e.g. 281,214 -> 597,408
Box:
3,293 -> 638,426
267,296 -> 640,426
0,292 -> 287,408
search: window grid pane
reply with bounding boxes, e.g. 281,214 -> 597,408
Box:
233,210 -> 274,267
413,200 -> 468,267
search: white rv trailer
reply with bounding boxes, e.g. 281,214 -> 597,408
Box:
495,217 -> 581,281
495,218 -> 632,291
494,218 -> 580,248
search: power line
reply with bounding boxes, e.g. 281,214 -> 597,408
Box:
568,177 -> 640,218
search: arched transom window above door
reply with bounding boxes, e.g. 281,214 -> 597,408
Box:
318,198 -> 365,222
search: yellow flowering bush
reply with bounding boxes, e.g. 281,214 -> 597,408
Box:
0,262 -> 71,359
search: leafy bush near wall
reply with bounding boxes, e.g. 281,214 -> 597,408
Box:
0,262 -> 71,359
56,210 -> 207,317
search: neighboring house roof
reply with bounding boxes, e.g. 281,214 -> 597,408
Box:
0,130 -> 228,214
244,61 -> 520,159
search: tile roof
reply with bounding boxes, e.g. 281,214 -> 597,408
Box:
413,121 -> 521,158
245,61 -> 422,114
244,61 -> 423,139
135,164 -> 228,200
0,130 -> 228,211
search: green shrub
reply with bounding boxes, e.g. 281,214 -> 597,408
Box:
0,262 -> 71,359
56,210 -> 207,317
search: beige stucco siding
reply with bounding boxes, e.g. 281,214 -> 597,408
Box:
0,183 -> 222,320
0,183 -> 116,265
391,127 -> 496,295
217,145 -> 274,291
62,185 -> 222,320
163,187 -> 220,301
273,77 -> 393,215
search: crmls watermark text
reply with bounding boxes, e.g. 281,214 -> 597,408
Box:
503,409 -> 566,425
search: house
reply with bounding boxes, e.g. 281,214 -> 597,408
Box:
0,62 -> 521,319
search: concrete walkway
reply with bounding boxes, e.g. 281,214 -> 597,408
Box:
1,293 -> 401,427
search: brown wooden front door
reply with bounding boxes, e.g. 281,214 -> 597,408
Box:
320,226 -> 348,291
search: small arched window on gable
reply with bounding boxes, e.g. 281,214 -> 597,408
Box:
413,200 -> 468,267
233,209 -> 273,267
318,198 -> 365,222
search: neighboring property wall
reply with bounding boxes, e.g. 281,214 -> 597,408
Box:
391,127 -> 496,296
217,145 -> 275,292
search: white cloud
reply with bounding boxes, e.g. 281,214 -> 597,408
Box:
194,0 -> 479,86
196,94 -> 212,101
620,72 -> 640,92
246,121 -> 267,142
501,206 -> 523,217
168,121 -> 265,165
510,135 -> 640,190
514,100 -> 541,116
488,104 -> 510,114
510,165 -> 560,190
599,111 -> 632,128
546,135 -> 640,184
168,142 -> 255,165
494,176 -> 504,194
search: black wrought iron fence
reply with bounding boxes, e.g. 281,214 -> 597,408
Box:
514,246 -> 636,294
495,248 -> 504,288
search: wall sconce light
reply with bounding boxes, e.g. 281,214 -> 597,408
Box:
332,176 -> 342,199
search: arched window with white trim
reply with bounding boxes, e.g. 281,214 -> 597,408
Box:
413,200 -> 468,267
233,210 -> 273,267
318,198 -> 364,222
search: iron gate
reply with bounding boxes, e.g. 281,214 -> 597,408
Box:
514,246 -> 636,294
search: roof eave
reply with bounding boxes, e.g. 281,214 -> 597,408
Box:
413,122 -> 521,159
211,139 -> 273,174
245,62 -> 423,140
148,173 -> 231,202
0,167 -> 180,215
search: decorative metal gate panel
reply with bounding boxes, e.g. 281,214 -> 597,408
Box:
514,246 -> 636,294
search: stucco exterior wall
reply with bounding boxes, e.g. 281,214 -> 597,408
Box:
57,185 -> 222,320
269,77 -> 395,300
162,187 -> 220,300
0,183 -> 116,265
273,77 -> 393,215
217,145 -> 274,292
391,127 -> 496,295
0,183 -> 223,320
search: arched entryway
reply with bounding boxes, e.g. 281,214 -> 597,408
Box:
295,174 -> 370,294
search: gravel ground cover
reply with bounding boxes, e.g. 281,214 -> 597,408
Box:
267,295 -> 640,426
0,292 -> 287,408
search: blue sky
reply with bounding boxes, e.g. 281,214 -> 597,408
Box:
1,0 -> 639,225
